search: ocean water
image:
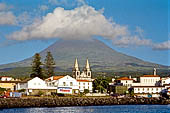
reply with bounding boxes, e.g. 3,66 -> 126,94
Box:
0,105 -> 169,113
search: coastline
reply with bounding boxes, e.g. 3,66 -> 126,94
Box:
0,97 -> 168,109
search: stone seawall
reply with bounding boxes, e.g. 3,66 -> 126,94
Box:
0,97 -> 168,109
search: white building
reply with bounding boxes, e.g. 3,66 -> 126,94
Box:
139,75 -> 160,86
72,58 -> 93,93
116,77 -> 133,88
161,77 -> 170,86
46,75 -> 79,94
0,76 -> 13,81
77,80 -> 93,93
16,77 -> 56,95
133,86 -> 165,97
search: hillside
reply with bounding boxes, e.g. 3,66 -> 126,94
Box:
0,39 -> 167,73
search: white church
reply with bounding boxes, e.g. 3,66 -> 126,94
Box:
72,58 -> 93,93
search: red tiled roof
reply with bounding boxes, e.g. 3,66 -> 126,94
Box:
53,76 -> 64,80
77,80 -> 91,82
117,77 -> 133,80
141,75 -> 160,77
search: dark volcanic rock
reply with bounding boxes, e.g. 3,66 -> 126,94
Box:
0,97 -> 168,109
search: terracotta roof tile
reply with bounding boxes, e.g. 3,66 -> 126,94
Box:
117,77 -> 133,80
77,80 -> 91,82
53,76 -> 64,80
141,75 -> 160,77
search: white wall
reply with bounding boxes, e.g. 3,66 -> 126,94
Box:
134,87 -> 164,94
162,77 -> 170,86
120,80 -> 133,88
27,77 -> 48,89
78,81 -> 92,93
140,77 -> 160,86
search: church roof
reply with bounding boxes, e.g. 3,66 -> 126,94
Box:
77,80 -> 91,82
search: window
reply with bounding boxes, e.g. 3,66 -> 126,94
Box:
34,83 -> 36,85
88,72 -> 91,76
147,88 -> 149,91
88,83 -> 89,85
83,83 -> 85,85
70,82 -> 73,86
126,81 -> 127,83
63,82 -> 66,86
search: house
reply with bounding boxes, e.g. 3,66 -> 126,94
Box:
161,77 -> 170,86
116,77 -> 133,88
16,77 -> 56,96
133,86 -> 165,97
0,81 -> 19,91
139,75 -> 160,86
72,58 -> 93,93
77,79 -> 93,93
46,75 -> 79,94
0,76 -> 13,81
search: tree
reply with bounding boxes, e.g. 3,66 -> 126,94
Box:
44,51 -> 56,77
93,76 -> 109,93
30,53 -> 44,79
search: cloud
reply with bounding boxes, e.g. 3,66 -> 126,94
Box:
153,41 -> 170,50
0,3 -> 7,11
0,3 -> 16,25
6,4 -> 168,51
113,36 -> 152,47
7,5 -> 128,40
0,11 -> 17,25
0,3 -> 12,11
39,5 -> 49,11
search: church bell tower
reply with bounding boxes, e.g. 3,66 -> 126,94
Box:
72,58 -> 80,79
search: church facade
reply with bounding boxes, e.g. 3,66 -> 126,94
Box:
72,58 -> 93,93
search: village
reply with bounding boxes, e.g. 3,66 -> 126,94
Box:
0,57 -> 170,99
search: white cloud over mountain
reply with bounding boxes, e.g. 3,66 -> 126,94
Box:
7,5 -> 128,40
6,4 -> 169,50
153,41 -> 170,50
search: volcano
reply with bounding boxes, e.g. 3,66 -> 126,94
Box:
0,39 -> 166,72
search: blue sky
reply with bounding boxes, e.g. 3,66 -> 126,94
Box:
0,0 -> 169,66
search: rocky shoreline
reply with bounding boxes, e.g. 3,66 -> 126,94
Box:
0,97 -> 169,109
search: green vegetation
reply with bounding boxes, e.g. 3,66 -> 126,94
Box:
93,76 -> 111,93
30,53 -> 44,79
44,51 -> 56,77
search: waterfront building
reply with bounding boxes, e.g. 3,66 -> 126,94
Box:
46,75 -> 79,94
0,81 -> 19,91
16,77 -> 56,96
115,77 -> 133,88
72,58 -> 93,93
133,86 -> 165,97
161,77 -> 170,86
0,76 -> 20,90
0,76 -> 13,81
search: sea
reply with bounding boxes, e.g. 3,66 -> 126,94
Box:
0,105 -> 169,113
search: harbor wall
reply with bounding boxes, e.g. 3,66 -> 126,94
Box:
0,97 -> 168,109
